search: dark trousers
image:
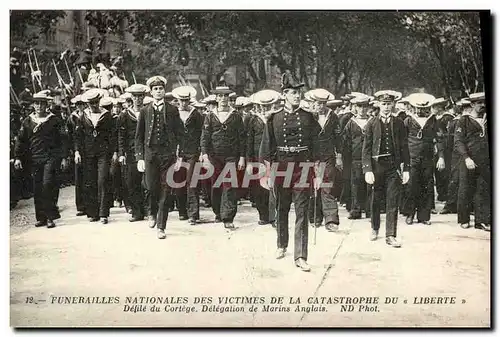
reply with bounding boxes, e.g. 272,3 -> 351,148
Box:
109,161 -> 123,205
74,161 -> 85,212
457,162 -> 491,225
125,158 -> 144,219
371,159 -> 401,237
145,154 -> 175,229
309,158 -> 340,225
252,182 -> 270,222
210,156 -> 238,223
444,156 -> 461,211
268,187 -> 277,222
351,160 -> 370,217
83,155 -> 111,218
175,155 -> 200,220
32,158 -> 61,222
275,183 -> 310,261
340,155 -> 352,211
435,153 -> 451,201
403,158 -> 434,222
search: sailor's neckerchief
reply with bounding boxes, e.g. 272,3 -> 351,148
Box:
212,107 -> 235,124
30,112 -> 55,133
85,107 -> 108,128
179,106 -> 195,124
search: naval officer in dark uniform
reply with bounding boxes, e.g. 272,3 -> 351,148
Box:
362,90 -> 410,247
135,76 -> 184,239
259,74 -> 320,271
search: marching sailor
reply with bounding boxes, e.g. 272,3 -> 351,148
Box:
172,86 -> 205,225
402,93 -> 445,225
200,86 -> 246,230
14,91 -> 69,228
455,92 -> 490,231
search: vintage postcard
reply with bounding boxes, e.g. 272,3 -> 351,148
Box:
9,9 -> 491,327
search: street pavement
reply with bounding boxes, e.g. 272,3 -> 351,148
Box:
10,186 -> 490,327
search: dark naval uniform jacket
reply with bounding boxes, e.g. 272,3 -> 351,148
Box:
180,107 -> 205,157
135,101 -> 184,161
403,115 -> 445,160
118,108 -> 140,162
15,112 -> 68,163
362,115 -> 410,174
259,106 -> 320,164
200,109 -> 245,158
316,109 -> 341,159
74,108 -> 117,157
454,114 -> 489,167
246,114 -> 267,160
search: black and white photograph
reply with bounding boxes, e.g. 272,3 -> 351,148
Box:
8,9 -> 491,327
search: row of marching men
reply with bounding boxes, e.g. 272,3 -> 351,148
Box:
13,74 -> 489,271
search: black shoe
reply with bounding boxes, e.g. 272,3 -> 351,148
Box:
431,209 -> 437,214
89,217 -> 99,222
439,208 -> 455,215
258,220 -> 268,226
214,216 -> 222,223
100,217 -> 108,224
188,218 -> 196,226
251,202 -> 257,208
460,223 -> 471,229
35,220 -> 47,227
386,236 -> 402,248
276,248 -> 286,259
419,220 -> 431,225
370,230 -> 378,241
405,216 -> 414,225
270,221 -> 276,228
129,216 -> 144,222
47,220 -> 56,229
295,258 -> 311,272
76,211 -> 86,216
475,223 -> 491,232
179,215 -> 188,221
347,213 -> 361,220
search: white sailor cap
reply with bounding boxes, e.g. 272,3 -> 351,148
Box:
81,88 -> 102,103
32,91 -> 54,101
252,90 -> 281,106
172,86 -> 197,100
431,97 -> 448,107
407,93 -> 436,108
70,95 -> 83,104
350,95 -> 371,105
306,88 -> 334,102
99,97 -> 114,107
126,84 -> 150,94
469,92 -> 485,102
143,96 -> 155,105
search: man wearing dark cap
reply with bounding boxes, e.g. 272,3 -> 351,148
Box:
136,76 -> 184,239
260,74 -> 320,271
455,92 -> 490,231
74,91 -> 117,224
14,91 -> 69,228
201,86 -> 246,230
362,90 -> 410,247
